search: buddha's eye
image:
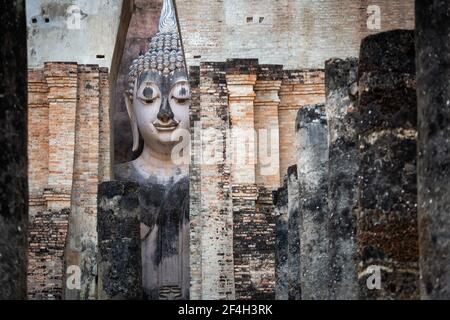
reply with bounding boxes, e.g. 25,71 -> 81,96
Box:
138,86 -> 159,104
171,82 -> 191,104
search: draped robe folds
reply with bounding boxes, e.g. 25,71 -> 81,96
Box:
114,162 -> 189,300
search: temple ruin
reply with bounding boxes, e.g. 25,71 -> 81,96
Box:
1,0 -> 449,301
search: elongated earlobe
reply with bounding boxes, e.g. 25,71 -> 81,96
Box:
124,93 -> 140,152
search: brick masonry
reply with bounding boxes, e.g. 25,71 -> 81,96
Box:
27,62 -> 111,300
189,59 -> 325,300
190,61 -> 235,300
177,0 -> 414,69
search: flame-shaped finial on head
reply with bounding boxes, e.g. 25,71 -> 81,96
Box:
159,0 -> 178,33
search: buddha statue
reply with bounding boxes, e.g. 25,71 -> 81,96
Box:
114,0 -> 190,300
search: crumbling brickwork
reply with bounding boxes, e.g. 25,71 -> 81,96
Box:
190,62 -> 235,300
28,209 -> 69,300
190,59 -> 325,300
27,62 -> 111,300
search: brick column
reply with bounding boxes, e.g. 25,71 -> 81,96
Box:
325,58 -> 359,300
357,30 -> 419,299
226,59 -> 265,300
28,69 -> 49,215
0,0 -> 28,300
254,65 -> 282,188
190,62 -> 235,300
43,62 -> 78,210
416,0 -> 450,299
65,65 -> 101,300
279,70 -> 325,183
226,60 -> 258,186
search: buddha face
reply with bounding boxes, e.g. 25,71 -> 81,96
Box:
125,69 -> 190,155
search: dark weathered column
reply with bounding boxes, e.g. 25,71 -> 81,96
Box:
287,165 -> 301,300
416,0 -> 450,300
0,0 -> 28,300
325,58 -> 359,300
296,103 -> 329,300
97,182 -> 142,300
357,30 -> 419,300
274,178 -> 288,300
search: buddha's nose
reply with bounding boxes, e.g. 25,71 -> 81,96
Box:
157,97 -> 174,123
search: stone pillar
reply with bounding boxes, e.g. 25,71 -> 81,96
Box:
190,62 -> 235,300
296,103 -> 329,300
274,178 -> 288,300
279,70 -> 325,183
97,181 -> 142,300
357,30 -> 419,299
287,165 -> 301,300
0,0 -> 28,300
416,0 -> 450,300
254,65 -> 282,188
325,58 -> 359,300
43,62 -> 78,210
65,65 -> 101,300
226,59 -> 260,300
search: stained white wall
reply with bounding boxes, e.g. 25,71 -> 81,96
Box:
26,0 -> 123,69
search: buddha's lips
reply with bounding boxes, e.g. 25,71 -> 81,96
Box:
153,120 -> 180,131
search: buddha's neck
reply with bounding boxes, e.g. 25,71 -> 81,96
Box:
135,144 -> 188,184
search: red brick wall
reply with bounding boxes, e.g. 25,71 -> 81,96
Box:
44,62 -> 78,209
27,63 -> 110,300
28,69 -> 49,212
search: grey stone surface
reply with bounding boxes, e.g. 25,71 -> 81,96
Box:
416,0 -> 450,300
357,30 -> 419,300
287,165 -> 301,300
296,103 -> 329,300
325,58 -> 359,300
274,178 -> 288,300
0,0 -> 28,300
97,181 -> 142,300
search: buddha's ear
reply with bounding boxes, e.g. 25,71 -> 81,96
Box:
124,93 -> 139,152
